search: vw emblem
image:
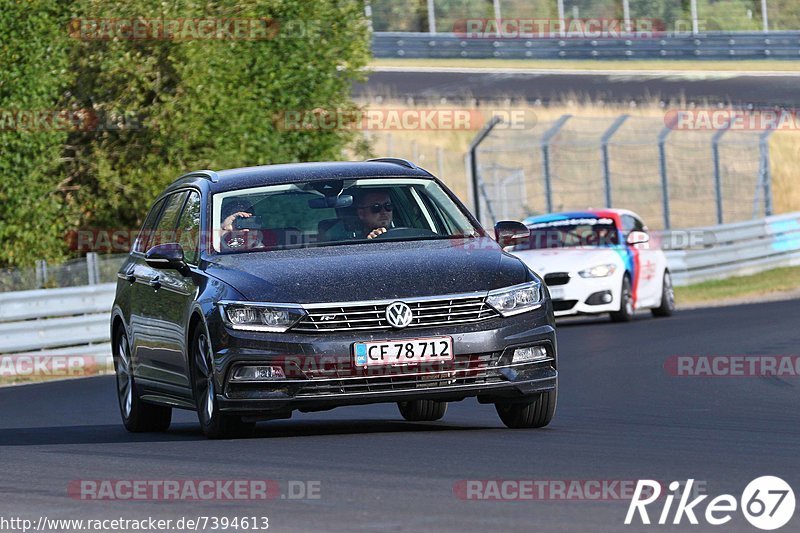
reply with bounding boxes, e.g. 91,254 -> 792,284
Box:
386,301 -> 413,328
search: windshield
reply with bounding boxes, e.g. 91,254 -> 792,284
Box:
211,177 -> 480,253
513,217 -> 620,250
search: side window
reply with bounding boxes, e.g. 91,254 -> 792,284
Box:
621,215 -> 645,233
134,199 -> 165,253
151,191 -> 190,247
176,191 -> 201,265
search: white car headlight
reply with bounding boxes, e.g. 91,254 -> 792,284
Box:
578,263 -> 617,278
486,281 -> 544,317
219,301 -> 305,332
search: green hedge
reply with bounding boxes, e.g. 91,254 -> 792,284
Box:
0,0 -> 371,267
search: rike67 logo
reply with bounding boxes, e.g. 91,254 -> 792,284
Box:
625,477 -> 796,530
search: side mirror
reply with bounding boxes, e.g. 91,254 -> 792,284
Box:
146,243 -> 188,273
626,231 -> 650,245
494,221 -> 529,248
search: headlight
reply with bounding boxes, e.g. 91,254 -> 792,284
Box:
219,301 -> 305,332
486,281 -> 544,317
578,263 -> 617,278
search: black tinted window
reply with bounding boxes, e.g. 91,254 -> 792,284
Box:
176,191 -> 201,264
134,199 -> 165,253
151,191 -> 189,247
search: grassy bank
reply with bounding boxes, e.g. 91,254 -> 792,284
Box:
676,266 -> 800,305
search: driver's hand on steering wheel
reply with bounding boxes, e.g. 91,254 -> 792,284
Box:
367,227 -> 388,239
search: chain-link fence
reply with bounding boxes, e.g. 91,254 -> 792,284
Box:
0,253 -> 127,293
471,113 -> 773,229
369,0 -> 799,33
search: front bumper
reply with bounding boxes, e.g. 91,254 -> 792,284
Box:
208,304 -> 557,416
548,272 -> 623,317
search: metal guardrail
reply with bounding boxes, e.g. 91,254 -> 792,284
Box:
373,31 -> 800,60
659,212 -> 800,286
0,283 -> 115,372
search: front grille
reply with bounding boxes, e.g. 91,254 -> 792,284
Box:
552,299 -> 578,311
293,294 -> 500,332
544,272 -> 570,286
294,352 -> 503,396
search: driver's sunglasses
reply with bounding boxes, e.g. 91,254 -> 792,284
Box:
359,202 -> 393,214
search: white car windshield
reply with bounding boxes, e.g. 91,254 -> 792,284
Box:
515,217 -> 620,250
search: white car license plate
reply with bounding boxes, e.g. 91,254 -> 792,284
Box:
549,286 -> 565,300
354,337 -> 454,367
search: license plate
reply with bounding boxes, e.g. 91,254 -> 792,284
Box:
354,337 -> 454,367
549,286 -> 565,300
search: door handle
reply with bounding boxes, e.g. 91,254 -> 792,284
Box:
149,276 -> 161,290
124,267 -> 136,284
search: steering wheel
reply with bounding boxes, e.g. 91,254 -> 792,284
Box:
373,227 -> 438,239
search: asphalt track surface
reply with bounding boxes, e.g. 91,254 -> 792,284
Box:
358,68 -> 800,107
1,299 -> 799,532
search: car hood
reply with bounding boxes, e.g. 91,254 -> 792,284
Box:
204,237 -> 531,303
511,247 -> 624,276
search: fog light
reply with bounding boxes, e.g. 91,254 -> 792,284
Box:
512,346 -> 548,363
232,365 -> 286,381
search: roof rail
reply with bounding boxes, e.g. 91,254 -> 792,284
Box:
178,169 -> 220,183
366,157 -> 417,169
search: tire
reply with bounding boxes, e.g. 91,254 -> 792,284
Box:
609,275 -> 634,322
495,388 -> 557,429
397,400 -> 448,421
190,325 -> 255,439
113,326 -> 172,433
651,272 -> 675,317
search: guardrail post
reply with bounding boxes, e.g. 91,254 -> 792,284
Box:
759,127 -> 775,216
468,115 -> 503,222
35,260 -> 48,289
86,252 -> 99,285
541,114 -> 572,214
600,114 -> 629,208
712,123 -> 731,225
658,123 -> 674,229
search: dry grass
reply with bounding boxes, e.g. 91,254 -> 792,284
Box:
371,58 -> 800,72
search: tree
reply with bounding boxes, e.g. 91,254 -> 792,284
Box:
0,0 -> 74,267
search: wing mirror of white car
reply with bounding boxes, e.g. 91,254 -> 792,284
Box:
626,231 -> 650,246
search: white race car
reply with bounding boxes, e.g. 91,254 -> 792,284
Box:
510,209 -> 674,321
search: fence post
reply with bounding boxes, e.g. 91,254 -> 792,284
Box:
658,124 -> 673,229
759,127 -> 775,216
35,260 -> 48,289
540,114 -> 572,214
427,0 -> 436,34
468,116 -> 503,222
600,114 -> 629,209
712,123 -> 731,225
87,252 -> 99,285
